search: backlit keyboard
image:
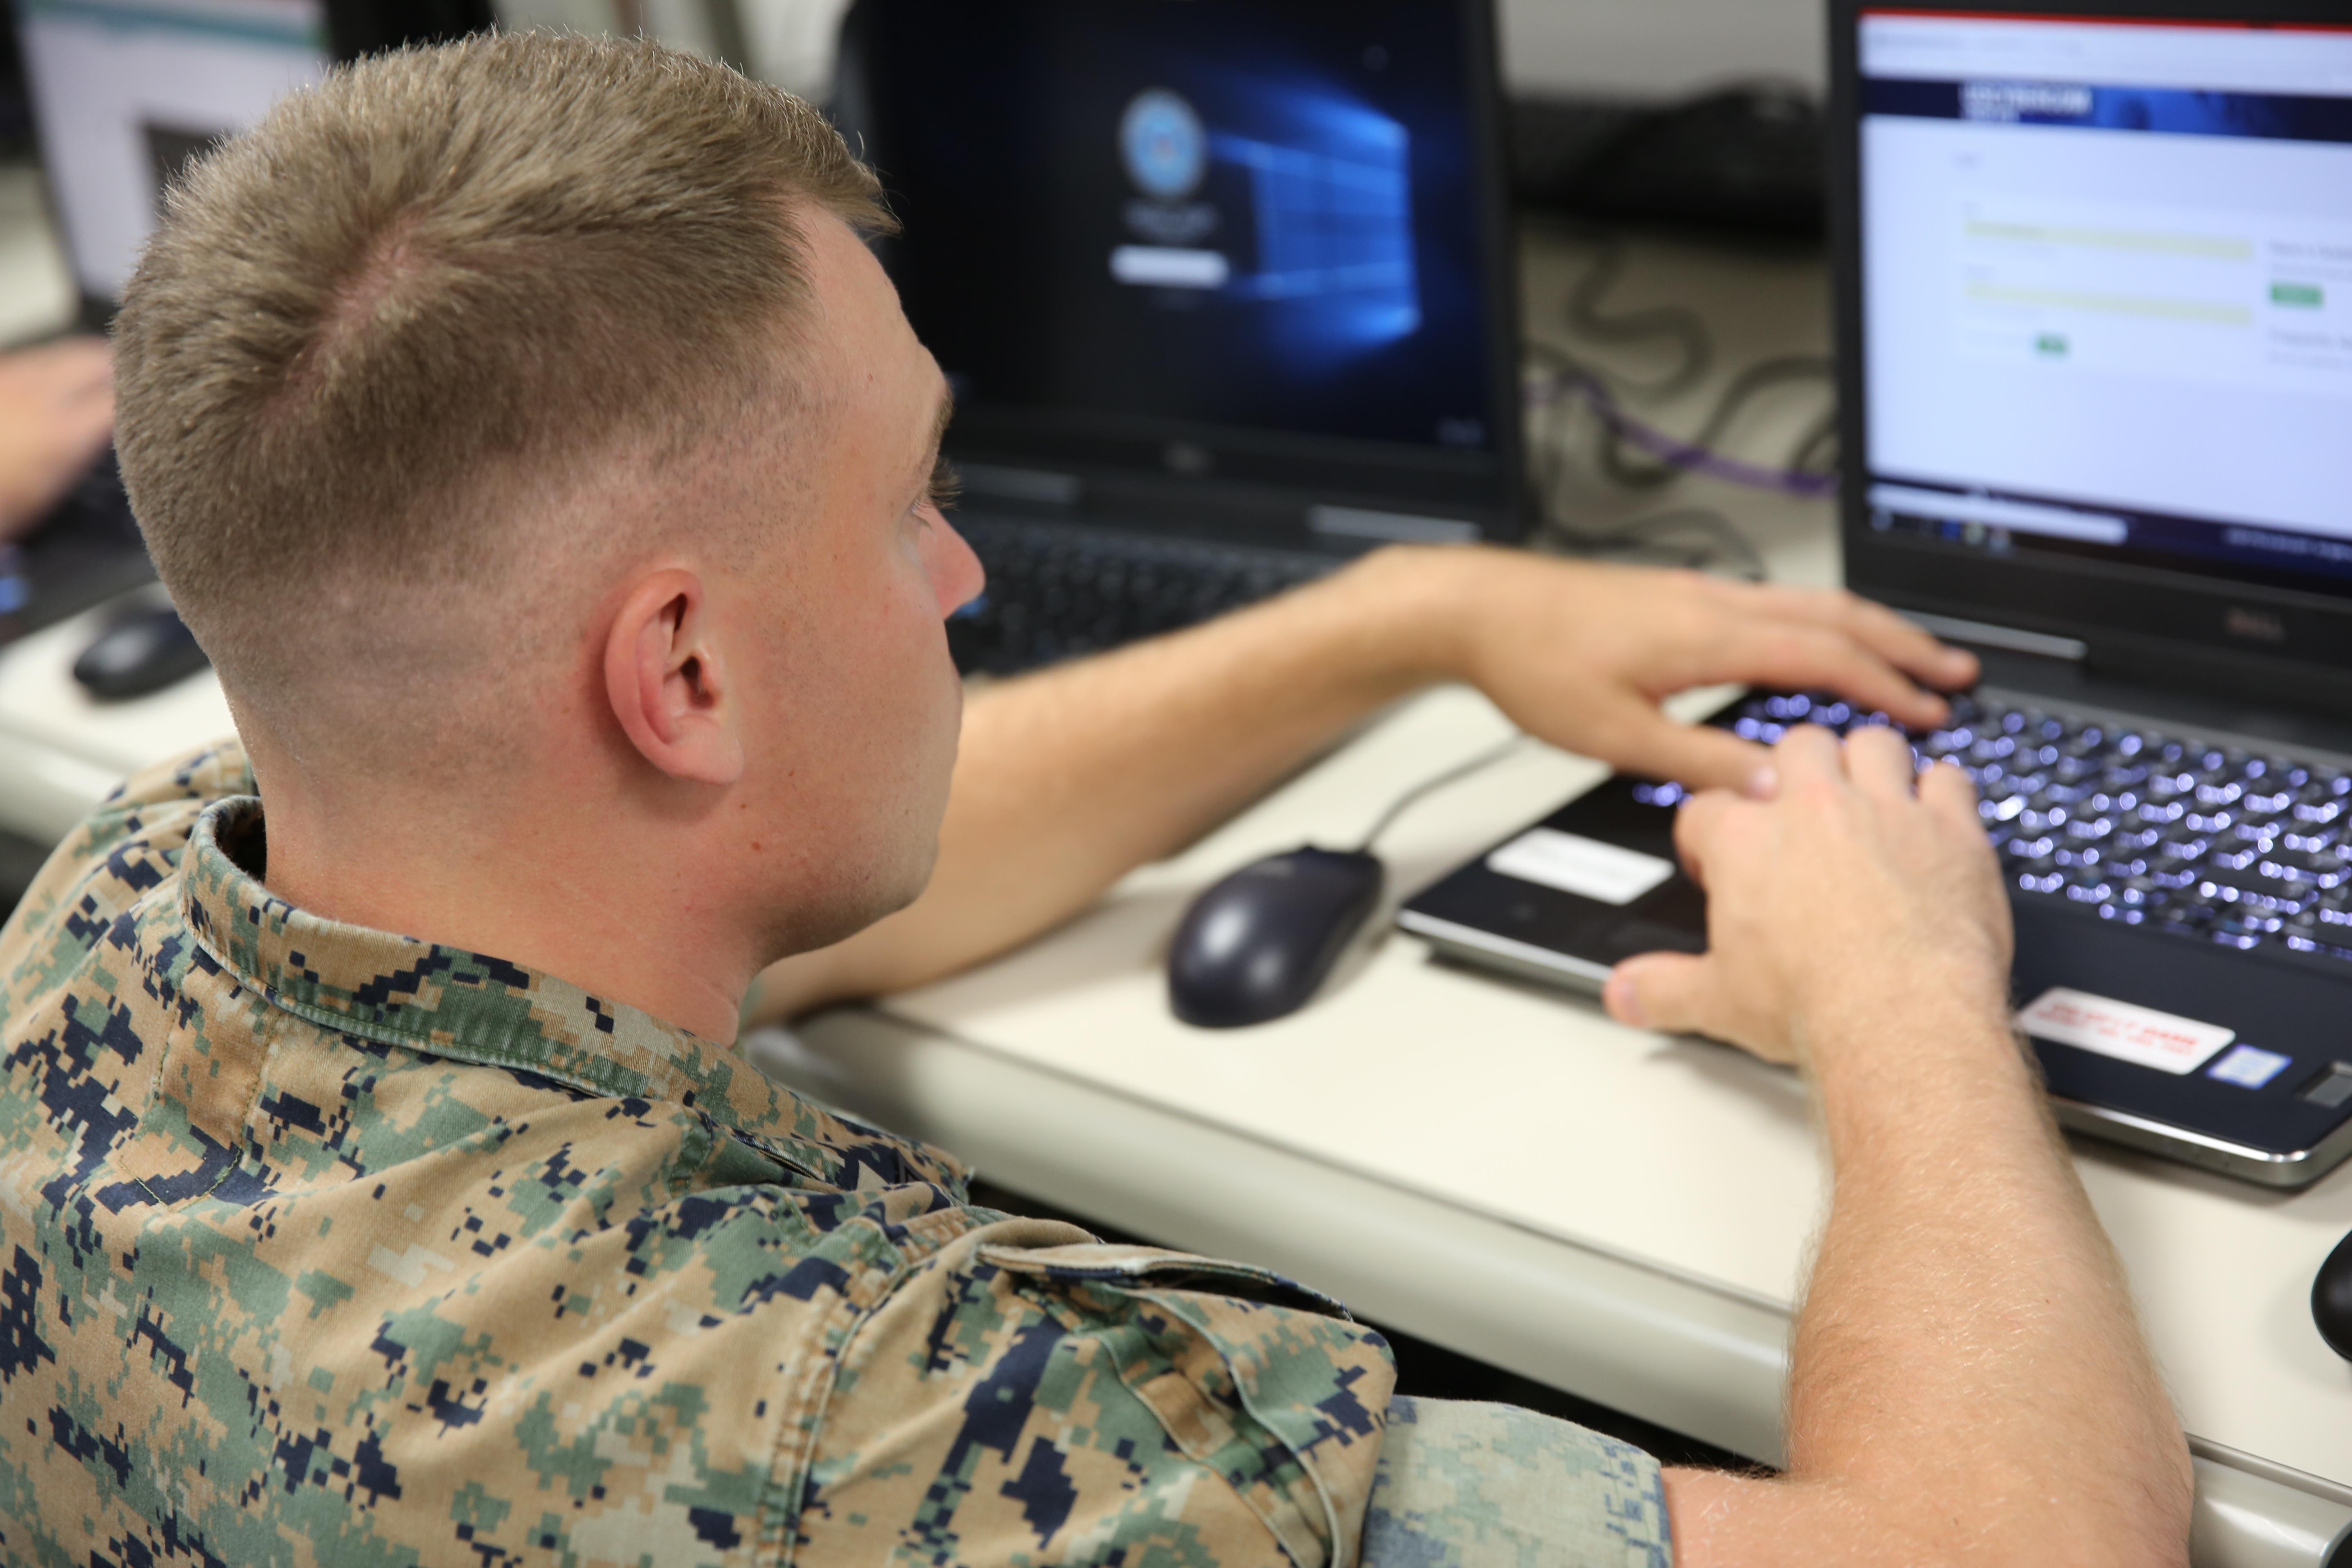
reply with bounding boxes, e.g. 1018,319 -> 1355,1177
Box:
1646,690 -> 2352,964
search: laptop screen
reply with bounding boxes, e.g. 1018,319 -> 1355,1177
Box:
1852,8 -> 2352,601
843,0 -> 1520,539
16,0 -> 329,306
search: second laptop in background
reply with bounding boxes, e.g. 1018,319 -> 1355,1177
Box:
835,0 -> 1527,675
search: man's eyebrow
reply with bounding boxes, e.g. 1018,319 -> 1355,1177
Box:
922,382 -> 955,464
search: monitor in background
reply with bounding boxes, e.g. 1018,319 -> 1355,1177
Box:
1834,2 -> 2352,695
1,0 -> 490,650
18,0 -> 332,312
13,0 -> 492,316
840,0 -> 1524,550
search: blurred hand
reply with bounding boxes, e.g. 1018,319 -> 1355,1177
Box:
1438,552 -> 1979,795
1601,725 -> 2012,1065
0,338 -> 115,544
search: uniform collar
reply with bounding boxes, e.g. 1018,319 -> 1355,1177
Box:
178,794 -> 967,1192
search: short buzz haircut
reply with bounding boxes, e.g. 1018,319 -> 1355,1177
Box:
112,31 -> 889,742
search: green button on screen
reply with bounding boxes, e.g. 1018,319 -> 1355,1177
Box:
2272,282 -> 2325,308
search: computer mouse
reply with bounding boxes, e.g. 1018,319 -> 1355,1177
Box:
71,602 -> 211,700
1167,847 -> 1385,1029
2312,1229 -> 2352,1362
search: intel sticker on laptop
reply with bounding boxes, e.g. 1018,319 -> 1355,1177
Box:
2016,987 -> 2233,1075
2206,1043 -> 2292,1090
1487,829 -> 1675,906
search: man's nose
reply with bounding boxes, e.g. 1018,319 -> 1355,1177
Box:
932,518 -> 985,619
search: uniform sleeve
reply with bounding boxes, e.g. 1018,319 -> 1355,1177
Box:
1361,1396 -> 1673,1568
795,1235 -> 1396,1568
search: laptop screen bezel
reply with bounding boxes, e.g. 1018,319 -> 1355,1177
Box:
837,0 -> 1529,549
1830,0 -> 2352,700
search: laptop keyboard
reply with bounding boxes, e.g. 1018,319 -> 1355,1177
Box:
1694,690 -> 2352,963
946,516 -> 1337,676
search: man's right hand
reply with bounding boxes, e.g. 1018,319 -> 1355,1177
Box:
1602,724 -> 2013,1065
1600,724 -> 2192,1567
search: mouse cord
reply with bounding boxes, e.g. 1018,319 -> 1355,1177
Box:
1352,737 -> 1531,855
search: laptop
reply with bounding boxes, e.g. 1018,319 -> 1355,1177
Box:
1402,0 -> 2352,1188
833,0 -> 1528,675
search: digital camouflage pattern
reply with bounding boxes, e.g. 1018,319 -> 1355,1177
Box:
0,740 -> 1668,1566
1367,1398 -> 1669,1568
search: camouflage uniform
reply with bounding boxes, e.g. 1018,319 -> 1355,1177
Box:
0,741 -> 1671,1566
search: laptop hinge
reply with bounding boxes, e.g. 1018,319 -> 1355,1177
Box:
959,463 -> 1083,508
1903,610 -> 2087,663
1307,506 -> 1481,545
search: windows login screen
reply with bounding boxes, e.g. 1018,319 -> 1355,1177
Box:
1860,11 -> 2352,584
856,0 -> 1497,457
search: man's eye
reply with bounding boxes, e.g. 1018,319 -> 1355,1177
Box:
924,454 -> 962,513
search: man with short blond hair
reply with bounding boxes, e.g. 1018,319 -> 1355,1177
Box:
118,37 -> 886,767
0,31 -> 2187,1567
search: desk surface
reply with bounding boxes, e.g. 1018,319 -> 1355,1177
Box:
1,226 -> 2345,1566
0,592 -> 237,844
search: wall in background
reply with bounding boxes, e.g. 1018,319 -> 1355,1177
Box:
1500,0 -> 1826,98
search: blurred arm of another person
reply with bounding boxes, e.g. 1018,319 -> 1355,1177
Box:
750,544 -> 1979,1019
1603,726 -> 2192,1567
0,338 -> 116,543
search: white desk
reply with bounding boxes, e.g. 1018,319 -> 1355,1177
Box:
3,232 -> 2347,1567
0,591 -> 236,845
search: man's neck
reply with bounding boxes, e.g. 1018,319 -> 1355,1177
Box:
253,777 -> 755,1046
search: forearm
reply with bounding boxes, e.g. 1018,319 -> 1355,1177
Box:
1804,982 -> 2185,1528
1670,986 -> 2190,1564
751,551 -> 1987,1024
748,546 -> 1466,1018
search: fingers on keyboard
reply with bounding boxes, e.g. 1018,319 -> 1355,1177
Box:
1727,691 -> 2352,959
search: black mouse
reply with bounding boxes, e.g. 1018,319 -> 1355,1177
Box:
2313,1229 -> 2352,1362
72,602 -> 211,700
1167,847 -> 1385,1029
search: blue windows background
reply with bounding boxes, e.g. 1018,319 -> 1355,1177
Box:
858,0 -> 1497,457
1214,93 -> 1421,349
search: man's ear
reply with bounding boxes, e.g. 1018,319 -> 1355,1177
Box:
602,568 -> 745,787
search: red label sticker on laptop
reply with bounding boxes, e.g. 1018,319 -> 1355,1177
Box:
2015,987 -> 2234,1076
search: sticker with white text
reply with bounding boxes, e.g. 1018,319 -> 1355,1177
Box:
1487,829 -> 1676,907
2016,987 -> 2234,1076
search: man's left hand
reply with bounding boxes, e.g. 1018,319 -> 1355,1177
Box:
1413,549 -> 1979,795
